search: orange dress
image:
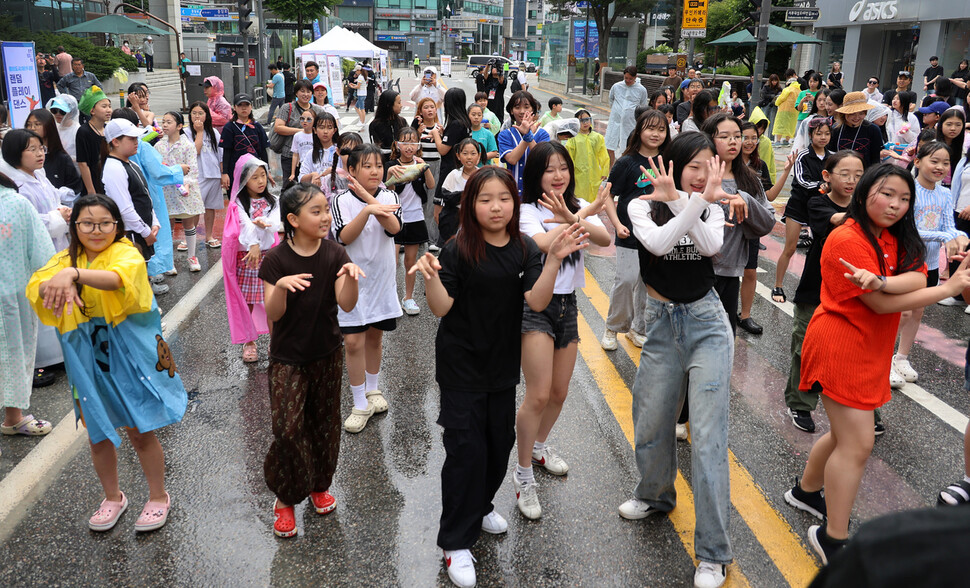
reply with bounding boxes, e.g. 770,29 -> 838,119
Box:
800,219 -> 926,410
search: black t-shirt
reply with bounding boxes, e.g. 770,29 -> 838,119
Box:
828,71 -> 843,89
434,121 -> 470,202
676,100 -> 692,125
952,68 -> 970,101
258,239 -> 352,364
607,152 -> 657,249
924,65 -> 945,84
793,194 -> 848,305
483,76 -> 507,122
75,123 -> 106,195
369,115 -> 408,158
436,235 -> 543,391
636,202 -> 716,303
827,121 -> 883,168
45,150 -> 83,195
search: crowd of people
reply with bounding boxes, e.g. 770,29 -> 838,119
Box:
3,51 -> 970,588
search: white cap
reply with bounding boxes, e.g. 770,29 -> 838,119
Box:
104,119 -> 149,143
145,36 -> 152,41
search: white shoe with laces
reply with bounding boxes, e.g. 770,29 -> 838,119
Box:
513,475 -> 542,519
443,549 -> 477,587
402,298 -> 420,315
892,354 -> 918,382
187,256 -> 201,272
625,330 -> 646,348
964,304 -> 970,315
618,498 -> 660,520
600,329 -> 618,351
532,445 -> 569,475
694,561 -> 727,588
481,510 -> 507,534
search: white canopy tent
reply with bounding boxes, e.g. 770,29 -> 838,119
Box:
294,26 -> 388,61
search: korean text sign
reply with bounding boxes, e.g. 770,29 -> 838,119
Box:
2,42 -> 42,129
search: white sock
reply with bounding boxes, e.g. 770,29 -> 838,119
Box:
351,383 -> 368,410
515,464 -> 534,484
365,370 -> 379,392
533,441 -> 546,452
184,226 -> 197,255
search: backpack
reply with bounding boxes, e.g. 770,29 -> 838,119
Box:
510,73 -> 522,94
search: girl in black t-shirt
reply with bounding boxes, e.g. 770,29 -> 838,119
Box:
620,132 -> 735,587
259,183 -> 362,538
409,166 -> 587,588
430,88 -> 471,218
602,110 -> 669,351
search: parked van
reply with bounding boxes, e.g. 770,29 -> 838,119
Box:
466,55 -> 513,77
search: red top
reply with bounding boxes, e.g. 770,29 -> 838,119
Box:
800,219 -> 926,410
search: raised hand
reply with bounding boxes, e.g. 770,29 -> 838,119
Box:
336,262 -> 365,281
276,273 -> 313,292
584,180 -> 612,216
539,190 -> 579,225
549,223 -> 590,259
408,251 -> 442,280
701,156 -> 727,204
638,157 -> 678,202
840,258 -> 883,291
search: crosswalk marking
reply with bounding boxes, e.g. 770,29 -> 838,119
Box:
580,268 -> 820,587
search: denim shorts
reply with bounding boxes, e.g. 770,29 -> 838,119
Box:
356,95 -> 366,109
521,293 -> 579,349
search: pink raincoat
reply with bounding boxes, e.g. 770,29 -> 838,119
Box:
222,154 -> 279,344
205,76 -> 233,130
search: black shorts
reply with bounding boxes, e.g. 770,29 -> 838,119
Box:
927,268 -> 939,288
746,238 -> 760,270
394,220 -> 429,245
521,293 -> 579,349
783,191 -> 810,225
340,317 -> 398,335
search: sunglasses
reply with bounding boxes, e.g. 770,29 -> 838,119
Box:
868,80 -> 878,85
578,117 -> 592,123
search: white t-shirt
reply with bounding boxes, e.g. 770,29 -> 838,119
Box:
442,168 -> 468,195
299,144 -> 336,179
331,187 -> 404,326
291,131 -> 314,162
519,199 -> 603,294
236,197 -> 283,250
397,182 -> 425,223
185,127 -> 223,179
356,78 -> 368,97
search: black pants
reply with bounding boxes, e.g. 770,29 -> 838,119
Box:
145,54 -> 154,72
437,386 -> 515,550
714,275 -> 740,336
281,155 -> 293,181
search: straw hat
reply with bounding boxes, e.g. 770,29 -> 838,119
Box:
836,91 -> 874,114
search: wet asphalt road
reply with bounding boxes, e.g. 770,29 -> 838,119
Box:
1,75 -> 969,586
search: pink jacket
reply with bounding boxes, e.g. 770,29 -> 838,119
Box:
205,76 -> 233,130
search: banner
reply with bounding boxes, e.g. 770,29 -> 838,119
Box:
326,55 -> 344,107
572,21 -> 599,60
1,42 -> 41,129
440,55 -> 452,76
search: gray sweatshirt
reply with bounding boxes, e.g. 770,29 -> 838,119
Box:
713,177 -> 776,278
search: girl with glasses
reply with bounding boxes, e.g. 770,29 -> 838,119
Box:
25,108 -> 83,198
299,111 -> 340,188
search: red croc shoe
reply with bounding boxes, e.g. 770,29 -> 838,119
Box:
310,491 -> 336,515
273,500 -> 298,538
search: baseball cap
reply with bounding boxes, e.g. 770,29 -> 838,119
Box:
312,82 -> 327,91
104,119 -> 149,143
233,93 -> 253,105
918,101 -> 950,115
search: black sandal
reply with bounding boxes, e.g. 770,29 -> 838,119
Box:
938,479 -> 970,506
32,368 -> 55,388
771,287 -> 787,303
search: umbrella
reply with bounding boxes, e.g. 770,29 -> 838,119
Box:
57,14 -> 171,36
706,24 -> 824,47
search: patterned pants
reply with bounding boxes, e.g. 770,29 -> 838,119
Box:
264,349 -> 343,506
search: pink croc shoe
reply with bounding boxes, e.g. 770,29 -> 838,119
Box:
89,492 -> 129,532
134,492 -> 171,533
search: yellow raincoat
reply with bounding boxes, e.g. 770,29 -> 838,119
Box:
565,131 -> 610,202
749,107 -> 777,183
773,80 -> 801,140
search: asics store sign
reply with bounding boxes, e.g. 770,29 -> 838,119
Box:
849,0 -> 898,21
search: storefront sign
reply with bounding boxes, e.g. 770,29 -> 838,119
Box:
786,8 -> 820,22
376,35 -> 407,41
1,42 -> 41,129
848,0 -> 897,22
682,0 -> 708,36
248,58 -> 256,78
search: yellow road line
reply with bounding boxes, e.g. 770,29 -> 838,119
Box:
581,268 -> 819,587
576,311 -> 750,587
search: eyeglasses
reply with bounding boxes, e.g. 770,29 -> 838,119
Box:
578,117 -> 592,123
808,116 -> 833,129
741,137 -> 759,144
397,142 -> 420,148
714,134 -> 742,142
25,145 -> 48,154
868,80 -> 878,85
833,172 -> 863,182
75,220 -> 118,234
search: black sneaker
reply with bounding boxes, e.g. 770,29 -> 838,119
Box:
788,408 -> 816,433
807,524 -> 847,565
784,477 -> 826,520
874,420 -> 886,436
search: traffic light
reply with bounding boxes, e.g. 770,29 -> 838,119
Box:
237,0 -> 253,35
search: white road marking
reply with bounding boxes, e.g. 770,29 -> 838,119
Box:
0,261 -> 225,531
754,280 -> 968,433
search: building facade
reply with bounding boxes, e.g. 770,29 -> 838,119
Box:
811,0 -> 970,94
366,0 -> 438,66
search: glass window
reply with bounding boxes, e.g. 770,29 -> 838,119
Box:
399,21 -> 411,32
528,25 -> 536,36
339,6 -> 370,21
943,21 -> 970,76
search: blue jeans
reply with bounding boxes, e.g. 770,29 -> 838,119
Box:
630,289 -> 734,565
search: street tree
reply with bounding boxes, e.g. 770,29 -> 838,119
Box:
548,0 -> 660,64
263,0 -> 341,46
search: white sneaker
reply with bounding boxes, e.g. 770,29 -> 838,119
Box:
676,423 -> 689,441
532,445 -> 569,475
402,298 -> 420,315
187,256 -> 202,272
481,510 -> 508,534
428,243 -> 441,252
625,330 -> 646,348
964,304 -> 970,315
600,329 -> 618,351
889,367 -> 905,389
163,268 -> 178,276
694,561 -> 727,588
892,354 -> 918,382
513,475 -> 542,519
443,549 -> 476,588
938,297 -> 963,306
618,498 -> 660,520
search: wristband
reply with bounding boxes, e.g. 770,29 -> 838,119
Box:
876,275 -> 887,291
523,131 -> 535,143
73,267 -> 81,282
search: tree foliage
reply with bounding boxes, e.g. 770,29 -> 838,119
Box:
547,0 -> 660,64
264,0 -> 341,45
697,0 -> 796,77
